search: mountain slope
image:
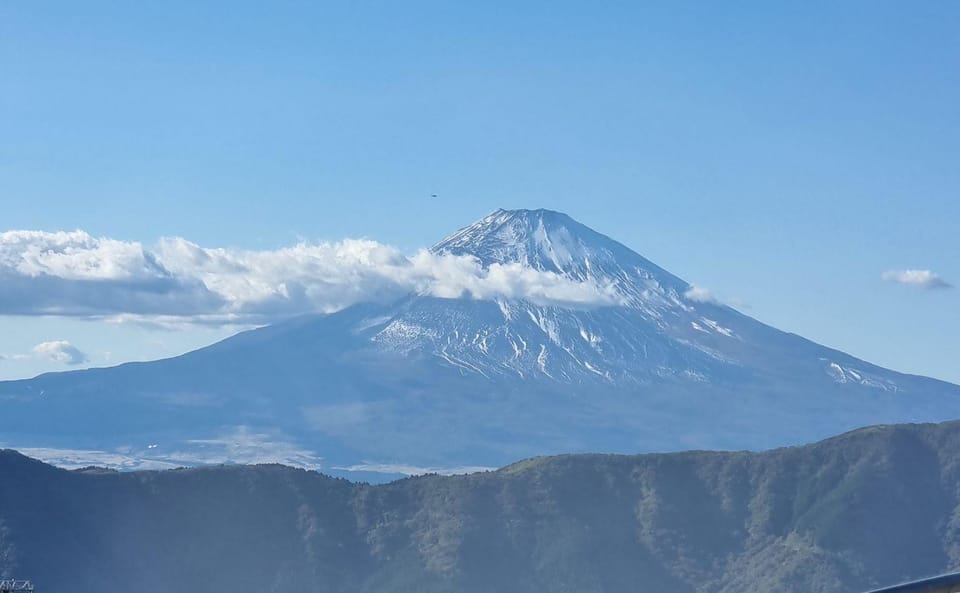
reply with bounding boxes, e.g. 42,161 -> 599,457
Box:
2,420 -> 960,592
0,209 -> 958,474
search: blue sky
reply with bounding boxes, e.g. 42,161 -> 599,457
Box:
1,1 -> 958,383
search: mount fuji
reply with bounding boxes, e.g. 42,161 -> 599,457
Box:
2,209 -> 959,477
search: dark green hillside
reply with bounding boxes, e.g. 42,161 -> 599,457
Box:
3,421 -> 960,593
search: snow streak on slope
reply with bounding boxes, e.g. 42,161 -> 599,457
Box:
357,209 -> 746,383
354,209 -> 917,390
368,297 -> 739,384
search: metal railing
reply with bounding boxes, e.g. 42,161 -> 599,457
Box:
0,581 -> 33,592
864,573 -> 960,593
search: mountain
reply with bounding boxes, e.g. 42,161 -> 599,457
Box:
3,420 -> 960,593
1,208 -> 959,475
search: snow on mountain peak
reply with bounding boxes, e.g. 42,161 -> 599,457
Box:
434,209 -> 617,272
359,209 -> 747,384
432,208 -> 693,310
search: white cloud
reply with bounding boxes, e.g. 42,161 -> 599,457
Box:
0,230 -> 623,324
177,426 -> 323,469
683,284 -> 750,309
9,427 -> 324,471
12,447 -> 183,471
684,285 -> 718,304
32,340 -> 89,365
0,230 -> 221,318
11,441 -> 494,476
2,230 -> 164,280
332,462 -> 496,477
881,269 -> 952,290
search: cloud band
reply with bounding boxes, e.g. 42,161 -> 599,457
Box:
0,230 -> 623,324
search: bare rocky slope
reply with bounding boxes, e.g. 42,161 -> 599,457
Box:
2,420 -> 960,593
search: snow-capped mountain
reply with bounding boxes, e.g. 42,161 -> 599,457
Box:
434,209 -> 686,289
2,209 -> 958,477
364,209 -> 892,387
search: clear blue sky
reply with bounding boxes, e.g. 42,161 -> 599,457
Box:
1,1 -> 958,383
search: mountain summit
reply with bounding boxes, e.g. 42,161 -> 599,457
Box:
2,209 -> 959,476
374,208 -> 715,383
432,208 -> 686,291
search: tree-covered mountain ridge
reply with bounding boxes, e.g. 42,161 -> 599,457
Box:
3,419 -> 960,593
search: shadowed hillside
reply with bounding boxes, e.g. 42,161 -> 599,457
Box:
3,420 -> 960,593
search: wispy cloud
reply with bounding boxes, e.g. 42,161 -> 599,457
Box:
881,269 -> 953,290
683,285 -> 718,304
31,340 -> 89,365
0,230 -> 624,325
683,284 -> 750,310
177,426 -> 323,468
332,462 -> 496,477
8,427 -> 325,471
12,447 -> 183,471
10,442 -> 495,476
